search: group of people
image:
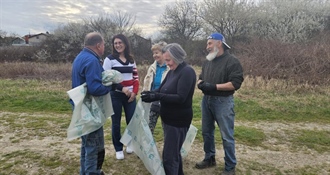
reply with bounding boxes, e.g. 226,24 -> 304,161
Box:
70,31 -> 244,175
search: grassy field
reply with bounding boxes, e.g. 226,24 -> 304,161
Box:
0,76 -> 329,175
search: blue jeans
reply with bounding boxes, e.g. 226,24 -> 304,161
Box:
110,91 -> 136,151
80,127 -> 105,175
201,95 -> 236,171
162,123 -> 189,175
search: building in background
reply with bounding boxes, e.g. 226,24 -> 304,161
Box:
23,32 -> 50,46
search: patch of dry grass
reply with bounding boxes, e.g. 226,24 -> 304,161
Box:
0,62 -> 71,80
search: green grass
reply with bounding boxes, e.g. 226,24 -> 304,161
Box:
1,79 -> 329,123
0,78 -> 330,175
235,126 -> 266,147
290,130 -> 330,153
0,79 -> 71,113
235,91 -> 330,123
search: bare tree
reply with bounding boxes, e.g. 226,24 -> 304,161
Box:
39,11 -> 142,62
84,11 -> 138,34
253,0 -> 330,42
159,0 -> 203,46
200,0 -> 257,42
111,11 -> 137,34
0,30 -> 8,38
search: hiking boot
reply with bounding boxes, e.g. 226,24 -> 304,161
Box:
220,168 -> 235,175
195,156 -> 216,169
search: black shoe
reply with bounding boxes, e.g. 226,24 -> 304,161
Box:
220,168 -> 235,175
195,156 -> 216,169
100,170 -> 105,175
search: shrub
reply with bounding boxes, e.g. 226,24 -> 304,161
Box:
235,32 -> 330,85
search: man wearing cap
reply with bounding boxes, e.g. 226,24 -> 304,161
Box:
141,43 -> 196,175
195,33 -> 244,175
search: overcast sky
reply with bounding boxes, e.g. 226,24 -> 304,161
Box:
0,0 -> 183,38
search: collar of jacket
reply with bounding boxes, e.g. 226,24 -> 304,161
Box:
84,47 -> 103,63
215,50 -> 229,60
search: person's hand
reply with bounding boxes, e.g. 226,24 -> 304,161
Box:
198,81 -> 217,92
203,82 -> 217,92
122,87 -> 131,97
197,81 -> 204,90
128,92 -> 136,102
141,91 -> 160,103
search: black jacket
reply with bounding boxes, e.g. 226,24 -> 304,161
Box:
156,62 -> 196,127
199,50 -> 244,96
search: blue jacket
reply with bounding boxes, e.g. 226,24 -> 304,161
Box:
71,48 -> 110,97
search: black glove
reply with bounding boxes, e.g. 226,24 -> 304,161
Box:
199,82 -> 217,92
141,91 -> 160,103
197,81 -> 204,90
203,82 -> 217,92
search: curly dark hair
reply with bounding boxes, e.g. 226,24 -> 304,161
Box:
111,34 -> 135,63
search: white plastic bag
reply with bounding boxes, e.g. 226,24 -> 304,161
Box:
67,83 -> 113,141
180,124 -> 198,158
121,99 -> 198,174
67,69 -> 122,141
102,69 -> 123,86
120,99 -> 165,175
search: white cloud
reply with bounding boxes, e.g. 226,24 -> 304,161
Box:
0,0 -> 173,37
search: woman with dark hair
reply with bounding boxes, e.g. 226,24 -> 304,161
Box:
103,34 -> 139,160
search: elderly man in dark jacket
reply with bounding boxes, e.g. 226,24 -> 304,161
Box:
195,33 -> 244,175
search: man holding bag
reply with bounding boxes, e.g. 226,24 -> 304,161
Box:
70,32 -> 110,175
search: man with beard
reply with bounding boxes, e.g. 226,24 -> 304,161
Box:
195,33 -> 244,175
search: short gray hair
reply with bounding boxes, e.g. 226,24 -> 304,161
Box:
162,43 -> 186,64
84,32 -> 103,46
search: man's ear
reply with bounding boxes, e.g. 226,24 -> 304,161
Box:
217,40 -> 222,47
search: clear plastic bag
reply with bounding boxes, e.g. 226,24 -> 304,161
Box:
121,99 -> 198,174
67,83 -> 113,141
67,69 -> 122,141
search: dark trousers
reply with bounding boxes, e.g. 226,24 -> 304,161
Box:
162,123 -> 189,175
110,91 -> 136,151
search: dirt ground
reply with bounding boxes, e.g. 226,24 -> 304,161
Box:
0,112 -> 329,175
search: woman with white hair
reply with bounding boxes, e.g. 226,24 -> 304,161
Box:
141,43 -> 196,175
142,41 -> 170,134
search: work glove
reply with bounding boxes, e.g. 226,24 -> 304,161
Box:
203,82 -> 217,92
197,81 -> 204,90
198,81 -> 217,92
141,91 -> 160,103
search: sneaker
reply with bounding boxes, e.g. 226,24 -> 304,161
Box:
126,146 -> 133,154
100,170 -> 105,175
195,156 -> 216,169
116,151 -> 124,160
221,168 -> 235,175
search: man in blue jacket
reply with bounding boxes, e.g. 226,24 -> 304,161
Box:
71,32 -> 110,175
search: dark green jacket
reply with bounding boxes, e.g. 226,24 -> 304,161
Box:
199,50 -> 244,96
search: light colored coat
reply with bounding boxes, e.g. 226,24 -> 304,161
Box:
142,61 -> 170,91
